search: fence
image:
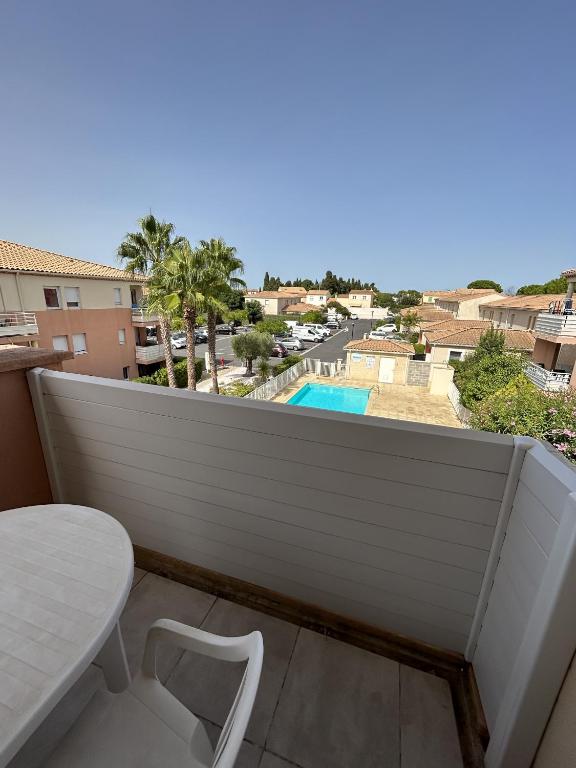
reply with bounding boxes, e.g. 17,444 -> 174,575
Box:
245,359 -> 309,400
447,382 -> 472,425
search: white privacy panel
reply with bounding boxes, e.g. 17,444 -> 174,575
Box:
472,442 -> 576,768
29,369 -> 515,653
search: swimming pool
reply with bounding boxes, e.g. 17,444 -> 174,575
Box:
287,383 -> 371,414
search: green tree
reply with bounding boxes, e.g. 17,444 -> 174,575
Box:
117,213 -> 185,388
476,326 -> 506,356
301,310 -> 326,324
516,284 -> 544,295
196,238 -> 245,393
400,310 -> 422,334
159,242 -> 206,390
231,331 -> 274,375
395,290 -> 422,309
263,271 -> 270,290
517,275 -> 568,295
467,280 -> 503,292
245,300 -> 263,324
374,292 -> 396,308
326,300 -> 350,318
257,356 -> 272,383
256,318 -> 290,336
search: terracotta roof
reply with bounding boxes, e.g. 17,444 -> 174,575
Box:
305,290 -> 329,295
399,305 -> 452,320
433,289 -> 500,303
283,302 -> 319,314
424,327 -> 535,351
244,291 -> 293,298
0,239 -> 145,282
278,286 -> 306,293
344,339 -> 414,354
423,288 -> 498,297
420,319 -> 490,332
481,294 -> 564,310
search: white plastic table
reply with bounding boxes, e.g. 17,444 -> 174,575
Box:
0,504 -> 133,768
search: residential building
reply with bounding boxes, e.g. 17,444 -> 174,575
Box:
525,270 -> 576,391
344,338 -> 414,383
0,239 -> 164,379
283,301 -> 319,315
422,325 -> 535,363
243,290 -> 303,315
334,290 -> 375,309
304,289 -> 329,306
400,304 -> 453,331
480,294 -> 565,331
423,288 -> 501,319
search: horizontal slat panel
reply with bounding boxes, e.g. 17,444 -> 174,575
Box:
520,445 -> 576,522
63,480 -> 469,652
45,401 -> 508,500
513,481 -> 558,556
40,372 -> 514,470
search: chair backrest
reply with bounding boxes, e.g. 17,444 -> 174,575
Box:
210,631 -> 263,768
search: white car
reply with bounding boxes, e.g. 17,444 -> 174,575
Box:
170,332 -> 187,349
368,325 -> 396,340
292,326 -> 324,343
304,323 -> 331,338
278,336 -> 304,351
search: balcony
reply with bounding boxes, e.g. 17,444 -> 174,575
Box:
131,307 -> 160,326
534,311 -> 576,339
525,361 -> 571,391
8,365 -> 576,767
135,343 -> 165,364
0,311 -> 38,339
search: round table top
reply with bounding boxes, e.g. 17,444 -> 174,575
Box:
0,504 -> 133,767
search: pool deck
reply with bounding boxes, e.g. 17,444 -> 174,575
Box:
272,374 -> 463,429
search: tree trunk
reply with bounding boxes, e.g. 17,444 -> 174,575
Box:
246,356 -> 253,375
183,304 -> 197,390
207,309 -> 219,394
158,314 -> 177,388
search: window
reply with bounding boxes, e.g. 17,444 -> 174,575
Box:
122,366 -> 130,380
449,350 -> 463,361
52,335 -> 68,351
72,333 -> 87,355
118,328 -> 126,344
64,286 -> 80,308
114,287 -> 122,305
509,314 -> 516,328
44,287 -> 61,309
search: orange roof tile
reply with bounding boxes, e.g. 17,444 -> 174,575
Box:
424,327 -> 534,351
344,339 -> 414,354
0,239 -> 145,281
283,302 -> 319,313
481,294 -> 564,310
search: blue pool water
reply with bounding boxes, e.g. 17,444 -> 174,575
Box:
287,383 -> 371,414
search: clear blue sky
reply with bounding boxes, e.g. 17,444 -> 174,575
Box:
1,0 -> 574,292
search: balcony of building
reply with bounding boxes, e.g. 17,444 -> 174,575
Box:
3,350 -> 576,768
131,307 -> 160,326
135,342 -> 166,364
0,311 -> 39,342
525,361 -> 572,392
534,306 -> 576,341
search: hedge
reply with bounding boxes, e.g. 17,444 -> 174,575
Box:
133,358 -> 204,388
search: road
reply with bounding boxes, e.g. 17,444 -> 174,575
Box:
173,319 -> 375,367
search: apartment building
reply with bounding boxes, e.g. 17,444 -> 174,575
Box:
480,293 -> 564,331
0,239 -> 162,380
422,322 -> 534,363
422,288 -> 501,319
334,290 -> 375,309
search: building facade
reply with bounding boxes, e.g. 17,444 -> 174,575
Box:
480,294 -> 564,331
0,240 -> 162,380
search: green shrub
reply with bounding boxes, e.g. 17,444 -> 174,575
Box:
413,343 -> 425,355
132,375 -> 157,385
220,381 -> 256,397
273,354 -> 302,376
256,318 -> 290,336
152,358 -> 204,388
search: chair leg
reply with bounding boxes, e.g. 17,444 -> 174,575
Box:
96,622 -> 131,693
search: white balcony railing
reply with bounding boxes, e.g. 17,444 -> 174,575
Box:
135,343 -> 165,363
0,311 -> 38,337
26,368 -> 576,768
525,362 -> 571,391
131,308 -> 159,324
534,311 -> 576,338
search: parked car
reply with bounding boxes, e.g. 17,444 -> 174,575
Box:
325,320 -> 340,330
278,336 -> 304,351
349,313 -> 359,320
194,330 -> 208,344
292,326 -> 324,343
369,325 -> 396,340
216,323 -> 236,335
170,332 -> 187,349
270,342 -> 289,358
304,323 -> 331,338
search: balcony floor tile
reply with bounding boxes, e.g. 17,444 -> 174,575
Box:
120,573 -> 216,683
166,598 -> 299,747
266,628 -> 400,768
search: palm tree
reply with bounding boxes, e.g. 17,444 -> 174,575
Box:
117,214 -> 185,388
161,243 -> 207,390
196,239 -> 246,393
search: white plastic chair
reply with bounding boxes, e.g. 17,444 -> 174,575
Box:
44,619 -> 264,768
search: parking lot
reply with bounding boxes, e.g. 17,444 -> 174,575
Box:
172,320 -> 374,368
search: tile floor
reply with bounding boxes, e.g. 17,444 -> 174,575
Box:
10,570 -> 464,768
